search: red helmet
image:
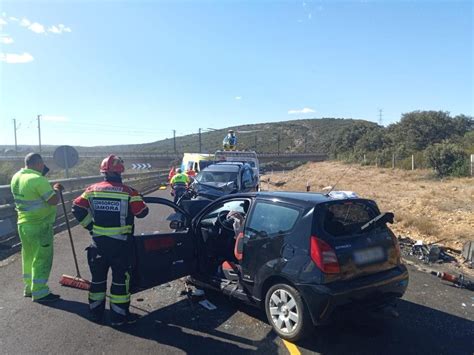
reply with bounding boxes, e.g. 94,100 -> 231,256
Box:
100,155 -> 125,174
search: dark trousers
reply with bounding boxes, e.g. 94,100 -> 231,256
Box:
87,236 -> 132,323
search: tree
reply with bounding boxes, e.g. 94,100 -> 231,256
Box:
424,142 -> 468,177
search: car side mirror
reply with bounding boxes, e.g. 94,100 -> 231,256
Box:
169,220 -> 184,230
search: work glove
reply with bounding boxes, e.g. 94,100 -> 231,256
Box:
53,183 -> 65,192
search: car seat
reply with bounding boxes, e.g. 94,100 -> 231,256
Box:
222,232 -> 244,281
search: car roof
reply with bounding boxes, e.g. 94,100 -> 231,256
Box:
222,191 -> 374,207
203,163 -> 241,172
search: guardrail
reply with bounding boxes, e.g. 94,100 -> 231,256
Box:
0,170 -> 168,259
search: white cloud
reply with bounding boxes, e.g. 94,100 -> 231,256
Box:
288,107 -> 315,114
9,17 -> 19,22
0,18 -> 7,27
308,13 -> 312,20
20,18 -> 31,27
0,52 -> 34,64
28,22 -> 45,34
0,35 -> 14,44
42,115 -> 69,122
48,24 -> 72,34
235,96 -> 242,100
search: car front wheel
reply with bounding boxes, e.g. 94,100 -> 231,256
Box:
265,283 -> 312,341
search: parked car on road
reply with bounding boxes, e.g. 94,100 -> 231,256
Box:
192,162 -> 258,200
131,191 -> 409,341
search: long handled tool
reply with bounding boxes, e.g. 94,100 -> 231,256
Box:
58,189 -> 91,290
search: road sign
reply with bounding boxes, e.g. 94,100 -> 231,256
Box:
53,145 -> 79,178
131,163 -> 151,170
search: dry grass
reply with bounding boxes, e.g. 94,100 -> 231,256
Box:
262,161 -> 474,250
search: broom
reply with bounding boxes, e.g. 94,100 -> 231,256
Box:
58,189 -> 91,290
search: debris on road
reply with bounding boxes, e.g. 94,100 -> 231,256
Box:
399,236 -> 456,264
199,299 -> 217,310
462,241 -> 474,268
431,271 -> 474,291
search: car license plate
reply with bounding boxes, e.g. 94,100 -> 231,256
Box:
353,247 -> 385,265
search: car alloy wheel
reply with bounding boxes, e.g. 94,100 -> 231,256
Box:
268,288 -> 300,334
265,283 -> 312,341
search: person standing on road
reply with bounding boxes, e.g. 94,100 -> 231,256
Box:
10,153 -> 64,302
170,168 -> 190,203
71,155 -> 149,326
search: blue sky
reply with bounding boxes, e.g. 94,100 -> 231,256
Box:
0,0 -> 472,147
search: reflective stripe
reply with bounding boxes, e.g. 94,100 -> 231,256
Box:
111,303 -> 127,316
89,292 -> 106,301
85,191 -> 129,200
92,225 -> 132,236
125,271 -> 130,295
14,198 -> 46,212
23,273 -> 32,278
80,213 -> 93,227
120,199 -> 128,227
32,289 -> 50,298
129,196 -> 143,203
32,278 -> 48,284
90,300 -> 105,310
110,293 -> 130,304
112,282 -> 126,286
41,190 -> 56,201
92,234 -> 129,241
91,280 -> 107,285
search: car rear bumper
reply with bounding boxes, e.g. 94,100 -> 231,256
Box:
296,265 -> 409,325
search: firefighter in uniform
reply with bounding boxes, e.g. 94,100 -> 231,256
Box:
72,155 -> 149,326
10,153 -> 63,302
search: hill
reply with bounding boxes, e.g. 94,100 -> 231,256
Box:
72,118 -> 376,154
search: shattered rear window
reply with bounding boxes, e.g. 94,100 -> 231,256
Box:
321,202 -> 378,237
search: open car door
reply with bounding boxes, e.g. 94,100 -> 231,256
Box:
131,197 -> 197,293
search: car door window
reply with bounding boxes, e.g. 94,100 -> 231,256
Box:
200,199 -> 249,225
241,167 -> 253,188
245,202 -> 300,238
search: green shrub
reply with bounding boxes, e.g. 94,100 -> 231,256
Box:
424,143 -> 468,177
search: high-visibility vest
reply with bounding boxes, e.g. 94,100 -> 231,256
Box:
170,173 -> 189,185
10,168 -> 56,225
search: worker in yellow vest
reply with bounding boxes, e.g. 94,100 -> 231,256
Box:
10,153 -> 63,302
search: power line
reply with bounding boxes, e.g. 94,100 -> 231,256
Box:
378,109 -> 383,126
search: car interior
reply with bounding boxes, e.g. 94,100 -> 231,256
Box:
196,199 -> 250,282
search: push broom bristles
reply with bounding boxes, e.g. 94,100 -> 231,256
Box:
59,274 -> 91,290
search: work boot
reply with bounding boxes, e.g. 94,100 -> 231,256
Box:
111,313 -> 141,327
34,293 -> 61,303
89,312 -> 105,324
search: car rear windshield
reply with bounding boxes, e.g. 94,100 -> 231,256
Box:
319,201 -> 378,237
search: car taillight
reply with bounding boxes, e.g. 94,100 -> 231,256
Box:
310,236 -> 340,274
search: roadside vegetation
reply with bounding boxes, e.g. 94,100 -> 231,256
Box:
263,161 -> 474,251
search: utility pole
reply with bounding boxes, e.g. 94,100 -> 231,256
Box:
277,134 -> 281,155
37,114 -> 42,153
304,134 -> 307,153
378,109 -> 383,126
13,118 -> 18,153
173,130 -> 177,154
198,128 -> 202,153
254,135 -> 257,152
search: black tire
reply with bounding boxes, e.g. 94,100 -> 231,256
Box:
264,283 -> 312,342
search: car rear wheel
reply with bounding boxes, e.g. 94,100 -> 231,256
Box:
265,283 -> 312,341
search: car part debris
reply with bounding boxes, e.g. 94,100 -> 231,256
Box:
431,271 -> 474,291
199,299 -> 217,310
192,288 -> 205,297
462,241 -> 474,268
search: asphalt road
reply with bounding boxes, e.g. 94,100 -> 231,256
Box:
0,190 -> 473,355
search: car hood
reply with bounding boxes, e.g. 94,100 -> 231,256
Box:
194,181 -> 237,199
